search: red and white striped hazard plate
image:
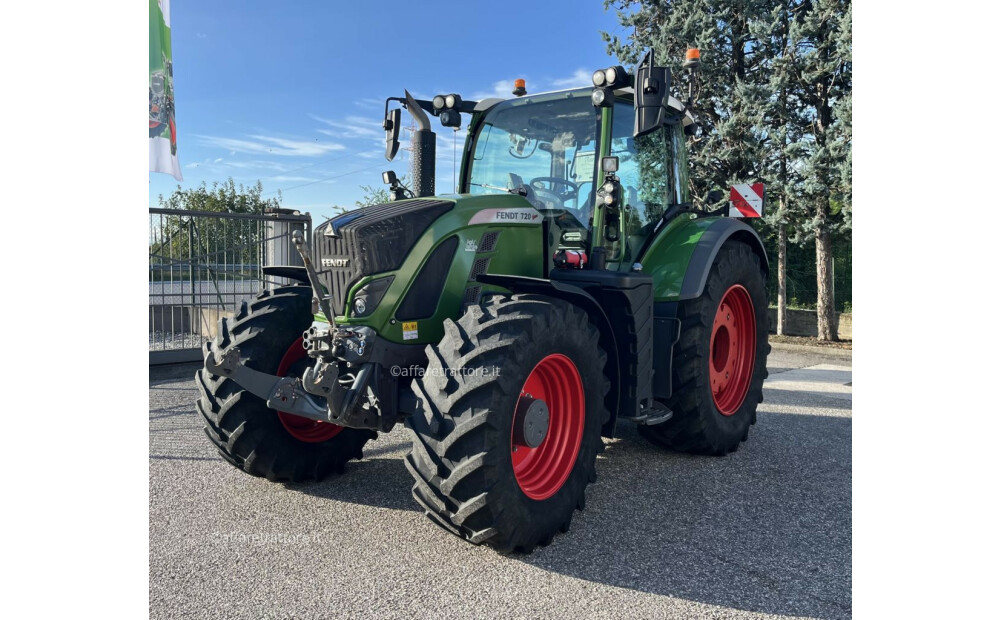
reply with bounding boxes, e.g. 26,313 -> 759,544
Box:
729,183 -> 765,218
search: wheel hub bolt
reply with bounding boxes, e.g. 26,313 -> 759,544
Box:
513,396 -> 550,449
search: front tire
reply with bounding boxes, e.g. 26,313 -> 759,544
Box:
404,294 -> 611,552
196,286 -> 376,482
639,241 -> 769,455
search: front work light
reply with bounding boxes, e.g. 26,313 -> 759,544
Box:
591,87 -> 613,107
351,276 -> 394,318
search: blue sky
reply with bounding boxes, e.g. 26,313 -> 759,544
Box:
149,0 -> 632,223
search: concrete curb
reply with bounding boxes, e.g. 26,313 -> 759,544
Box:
769,340 -> 852,360
149,361 -> 202,383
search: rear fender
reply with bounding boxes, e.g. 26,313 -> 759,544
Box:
639,215 -> 768,302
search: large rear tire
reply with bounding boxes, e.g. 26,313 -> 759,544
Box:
404,294 -> 611,552
196,286 -> 376,482
639,241 -> 769,455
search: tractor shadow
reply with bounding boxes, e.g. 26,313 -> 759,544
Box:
518,407 -> 853,619
286,428 -> 418,512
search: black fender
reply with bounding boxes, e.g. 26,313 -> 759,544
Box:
262,265 -> 311,285
477,274 -> 622,438
678,218 -> 769,300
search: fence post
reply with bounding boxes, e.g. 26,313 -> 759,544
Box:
188,218 -> 195,309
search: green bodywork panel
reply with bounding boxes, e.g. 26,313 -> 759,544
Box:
321,193 -> 543,345
635,212 -> 720,301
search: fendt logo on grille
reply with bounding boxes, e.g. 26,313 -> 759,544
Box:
321,258 -> 351,268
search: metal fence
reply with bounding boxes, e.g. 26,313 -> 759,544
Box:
765,236 -> 852,313
149,208 -> 311,364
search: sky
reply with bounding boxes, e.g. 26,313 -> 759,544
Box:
149,0 -> 634,223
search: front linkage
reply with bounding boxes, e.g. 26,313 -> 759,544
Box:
203,323 -> 415,433
203,229 -> 422,434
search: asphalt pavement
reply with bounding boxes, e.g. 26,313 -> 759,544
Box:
149,344 -> 851,619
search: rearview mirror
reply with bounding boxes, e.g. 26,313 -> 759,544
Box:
384,108 -> 401,161
633,50 -> 671,138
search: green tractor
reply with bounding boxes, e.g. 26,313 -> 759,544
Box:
199,49 -> 769,553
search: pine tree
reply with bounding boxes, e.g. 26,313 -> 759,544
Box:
788,0 -> 851,340
751,0 -> 812,335
604,0 -> 852,341
604,0 -> 773,204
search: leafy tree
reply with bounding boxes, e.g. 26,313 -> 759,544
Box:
355,174 -> 409,208
157,178 -> 281,214
150,178 -> 283,280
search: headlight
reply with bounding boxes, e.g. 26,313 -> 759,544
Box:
592,70 -> 606,87
445,94 -> 457,108
604,67 -> 618,85
432,95 -> 445,110
351,276 -> 393,318
591,88 -> 611,107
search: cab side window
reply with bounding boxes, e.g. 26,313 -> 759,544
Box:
611,102 -> 680,236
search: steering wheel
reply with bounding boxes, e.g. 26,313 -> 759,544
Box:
530,177 -> 579,205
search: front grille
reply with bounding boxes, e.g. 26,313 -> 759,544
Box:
313,199 -> 454,315
478,230 -> 501,252
469,256 -> 491,281
396,236 -> 459,320
462,285 -> 482,306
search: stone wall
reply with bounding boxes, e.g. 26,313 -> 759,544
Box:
768,308 -> 852,339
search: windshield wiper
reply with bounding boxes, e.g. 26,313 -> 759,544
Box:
470,182 -> 513,193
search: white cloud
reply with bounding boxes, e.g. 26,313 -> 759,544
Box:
222,160 -> 293,172
468,69 -> 594,101
270,176 -> 318,183
354,97 -> 384,109
310,114 -> 383,140
551,69 -> 592,89
470,79 -> 518,101
195,134 -> 346,157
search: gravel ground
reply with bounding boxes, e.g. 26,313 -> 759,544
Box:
150,345 -> 851,619
149,332 -> 206,351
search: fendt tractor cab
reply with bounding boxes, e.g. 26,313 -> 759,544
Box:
200,49 -> 770,553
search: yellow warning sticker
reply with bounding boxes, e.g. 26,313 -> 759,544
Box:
402,321 -> 419,341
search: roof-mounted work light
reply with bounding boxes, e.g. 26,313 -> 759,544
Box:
591,65 -> 629,89
432,93 -> 465,128
592,65 -> 629,108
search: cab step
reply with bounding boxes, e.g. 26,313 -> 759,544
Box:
627,403 -> 673,426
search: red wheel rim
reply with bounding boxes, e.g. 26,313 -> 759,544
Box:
511,354 -> 585,500
275,337 -> 343,443
710,285 -> 756,415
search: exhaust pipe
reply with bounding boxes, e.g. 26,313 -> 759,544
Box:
403,90 -> 435,197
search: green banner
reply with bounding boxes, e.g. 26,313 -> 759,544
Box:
149,0 -> 181,180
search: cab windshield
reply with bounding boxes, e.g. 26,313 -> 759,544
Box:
466,89 -> 598,229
